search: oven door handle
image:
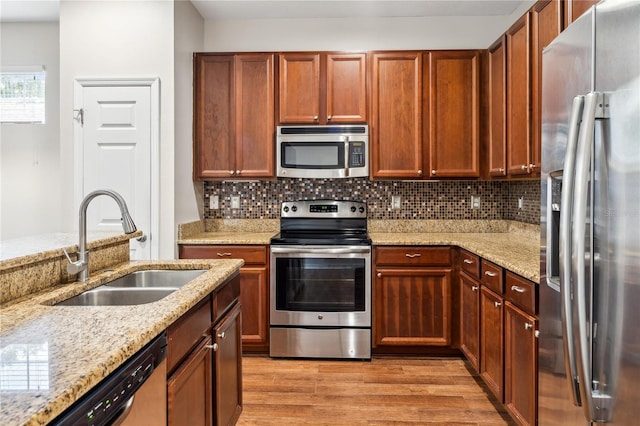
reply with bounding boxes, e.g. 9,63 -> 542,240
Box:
271,247 -> 371,255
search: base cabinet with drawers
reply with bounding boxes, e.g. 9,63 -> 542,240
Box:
374,247 -> 453,350
166,273 -> 243,426
458,249 -> 539,426
179,245 -> 269,352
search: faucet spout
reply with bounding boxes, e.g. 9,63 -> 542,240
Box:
69,189 -> 138,282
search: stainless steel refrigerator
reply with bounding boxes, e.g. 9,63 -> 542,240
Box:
540,0 -> 640,424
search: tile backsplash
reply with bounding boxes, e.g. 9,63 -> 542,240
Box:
203,179 -> 540,225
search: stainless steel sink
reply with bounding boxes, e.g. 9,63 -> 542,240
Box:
103,269 -> 208,288
55,287 -> 177,306
53,269 -> 208,306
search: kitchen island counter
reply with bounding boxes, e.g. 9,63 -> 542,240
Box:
0,259 -> 243,426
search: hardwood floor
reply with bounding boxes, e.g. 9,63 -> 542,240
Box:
237,355 -> 515,425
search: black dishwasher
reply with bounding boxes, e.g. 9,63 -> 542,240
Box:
51,332 -> 167,426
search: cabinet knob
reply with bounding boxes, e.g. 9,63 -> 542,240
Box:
471,285 -> 479,292
235,170 -> 241,175
229,170 -> 235,175
431,169 -> 436,175
217,331 -> 226,339
525,323 -> 534,331
205,343 -> 219,352
520,164 -> 528,171
417,169 -> 423,176
377,272 -> 382,278
463,259 -> 474,265
511,285 -> 526,293
494,301 -> 502,308
313,115 -> 319,121
529,164 -> 537,170
327,115 -> 332,120
534,330 -> 540,338
499,168 -> 505,173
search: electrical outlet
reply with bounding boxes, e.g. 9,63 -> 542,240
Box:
231,196 -> 240,209
518,196 -> 524,210
471,195 -> 481,209
209,195 -> 219,210
392,195 -> 401,209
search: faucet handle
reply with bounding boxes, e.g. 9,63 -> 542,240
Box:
62,248 -> 87,275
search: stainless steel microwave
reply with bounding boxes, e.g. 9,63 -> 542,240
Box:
276,125 -> 369,179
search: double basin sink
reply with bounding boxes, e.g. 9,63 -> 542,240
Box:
55,269 -> 207,307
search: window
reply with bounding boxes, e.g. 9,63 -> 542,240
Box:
0,66 -> 46,124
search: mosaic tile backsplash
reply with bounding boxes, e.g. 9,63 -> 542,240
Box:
203,179 -> 540,224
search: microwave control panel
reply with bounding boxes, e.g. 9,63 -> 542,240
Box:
349,142 -> 366,168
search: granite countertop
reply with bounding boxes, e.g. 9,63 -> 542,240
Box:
178,231 -> 277,245
0,259 -> 243,426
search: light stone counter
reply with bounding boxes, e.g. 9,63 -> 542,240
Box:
177,218 -> 278,245
0,259 -> 243,426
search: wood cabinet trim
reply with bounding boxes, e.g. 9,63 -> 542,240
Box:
167,297 -> 212,374
488,36 -> 508,177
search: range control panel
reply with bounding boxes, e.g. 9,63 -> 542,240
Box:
281,200 -> 367,219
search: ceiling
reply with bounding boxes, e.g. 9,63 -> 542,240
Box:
1,0 -> 532,22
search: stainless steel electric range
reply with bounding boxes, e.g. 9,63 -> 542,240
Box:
269,200 -> 371,360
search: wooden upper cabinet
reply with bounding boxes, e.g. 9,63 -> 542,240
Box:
531,0 -> 563,175
564,0 -> 598,28
488,36 -> 507,177
370,51 -> 423,179
506,13 -> 533,177
425,50 -> 480,178
278,52 -> 366,124
194,53 -> 274,180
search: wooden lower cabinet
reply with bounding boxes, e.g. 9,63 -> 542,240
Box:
179,245 -> 269,352
505,301 -> 538,426
167,337 -> 213,426
166,273 -> 242,426
213,303 -> 243,426
480,286 -> 504,402
459,272 -> 480,371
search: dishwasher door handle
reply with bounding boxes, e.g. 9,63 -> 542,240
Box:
109,395 -> 135,426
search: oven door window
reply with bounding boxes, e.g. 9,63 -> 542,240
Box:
281,142 -> 345,169
275,257 -> 365,312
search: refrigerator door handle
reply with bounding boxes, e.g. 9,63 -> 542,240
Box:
558,95 -> 585,407
572,91 -> 613,423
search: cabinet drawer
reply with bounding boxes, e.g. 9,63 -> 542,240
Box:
460,249 -> 480,279
505,272 -> 537,315
167,297 -> 212,374
481,260 -> 504,294
213,273 -> 241,323
180,245 -> 267,265
375,246 -> 451,266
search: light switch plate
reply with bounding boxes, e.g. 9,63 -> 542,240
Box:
392,196 -> 401,209
210,195 -> 219,210
518,196 -> 524,209
471,195 -> 481,209
231,196 -> 240,209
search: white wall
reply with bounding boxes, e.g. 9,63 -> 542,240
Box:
174,0 -> 204,256
59,0 -> 176,258
203,3 -> 535,51
0,22 -> 61,240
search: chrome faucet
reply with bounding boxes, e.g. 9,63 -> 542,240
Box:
64,189 -> 137,282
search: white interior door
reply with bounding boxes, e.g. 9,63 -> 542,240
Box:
75,80 -> 158,260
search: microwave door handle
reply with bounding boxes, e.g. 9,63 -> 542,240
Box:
344,136 -> 350,177
558,95 -> 585,407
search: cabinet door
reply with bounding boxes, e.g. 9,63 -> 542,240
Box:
167,337 -> 213,426
488,36 -> 507,177
460,273 -> 480,372
370,52 -> 423,179
194,54 -> 235,179
506,13 -> 533,177
239,266 -> 269,351
235,54 -> 275,178
425,50 -> 480,178
505,302 -> 538,426
480,286 -> 504,402
374,267 -> 451,346
326,53 -> 367,123
213,303 -> 243,426
564,0 -> 598,27
531,0 -> 562,175
278,53 -> 320,123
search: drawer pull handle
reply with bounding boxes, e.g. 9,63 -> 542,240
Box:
494,301 -> 502,308
525,323 -> 533,331
463,259 -> 474,264
217,252 -> 232,257
205,343 -> 219,351
511,285 -> 527,293
484,271 -> 497,277
471,286 -> 479,292
405,253 -> 422,258
217,331 -> 226,339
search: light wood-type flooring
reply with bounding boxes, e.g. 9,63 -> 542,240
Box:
237,355 -> 515,425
